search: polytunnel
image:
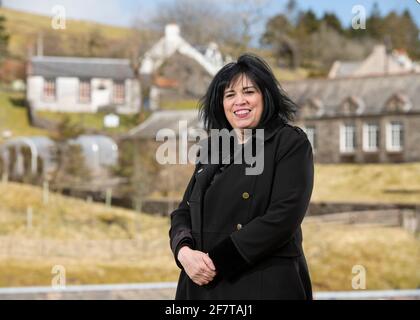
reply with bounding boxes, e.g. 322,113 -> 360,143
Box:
69,135 -> 118,172
0,135 -> 118,180
0,136 -> 56,178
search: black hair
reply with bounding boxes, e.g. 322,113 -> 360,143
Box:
198,53 -> 297,132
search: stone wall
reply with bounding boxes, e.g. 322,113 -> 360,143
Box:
294,113 -> 420,163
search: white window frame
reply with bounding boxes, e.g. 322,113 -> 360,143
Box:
340,123 -> 356,153
363,123 -> 379,152
386,121 -> 404,152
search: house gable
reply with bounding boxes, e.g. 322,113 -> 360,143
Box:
155,51 -> 213,99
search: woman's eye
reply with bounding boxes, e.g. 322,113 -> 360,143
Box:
244,91 -> 254,94
225,94 -> 234,98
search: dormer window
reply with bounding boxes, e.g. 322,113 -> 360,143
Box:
340,96 -> 364,116
384,93 -> 412,113
300,98 -> 323,118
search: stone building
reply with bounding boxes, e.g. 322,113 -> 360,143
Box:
284,72 -> 420,163
127,72 -> 420,165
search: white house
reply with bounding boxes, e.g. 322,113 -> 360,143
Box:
140,24 -> 231,110
140,24 -> 226,77
26,56 -> 141,114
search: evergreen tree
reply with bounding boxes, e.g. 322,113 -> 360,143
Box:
296,10 -> 320,34
366,2 -> 384,39
0,15 -> 9,60
322,12 -> 343,34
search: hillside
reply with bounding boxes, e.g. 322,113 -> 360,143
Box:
166,161 -> 420,204
0,7 -> 133,59
0,181 -> 178,285
0,90 -> 148,145
0,7 -> 310,82
0,181 -> 418,289
0,91 -> 47,144
313,162 -> 420,204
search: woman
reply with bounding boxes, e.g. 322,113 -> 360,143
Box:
169,53 -> 314,300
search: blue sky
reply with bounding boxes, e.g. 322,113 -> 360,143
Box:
3,0 -> 420,38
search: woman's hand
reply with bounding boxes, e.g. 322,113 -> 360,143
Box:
178,246 -> 216,286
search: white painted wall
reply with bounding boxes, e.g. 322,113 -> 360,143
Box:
140,24 -> 225,77
27,76 -> 141,114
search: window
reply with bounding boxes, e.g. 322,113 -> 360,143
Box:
112,81 -> 125,104
79,79 -> 91,103
386,121 -> 404,152
43,78 -> 56,101
363,123 -> 379,152
340,123 -> 356,153
303,125 -> 317,151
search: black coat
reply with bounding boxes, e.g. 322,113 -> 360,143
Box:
169,117 -> 314,300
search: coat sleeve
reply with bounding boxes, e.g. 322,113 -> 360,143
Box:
208,135 -> 314,279
169,164 -> 199,269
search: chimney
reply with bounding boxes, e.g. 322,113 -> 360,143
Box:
165,24 -> 180,40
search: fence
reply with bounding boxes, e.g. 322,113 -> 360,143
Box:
305,208 -> 419,233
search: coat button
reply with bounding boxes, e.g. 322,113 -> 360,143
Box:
242,192 -> 250,199
236,223 -> 243,230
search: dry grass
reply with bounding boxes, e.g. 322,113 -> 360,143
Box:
167,162 -> 420,204
0,181 -> 418,290
0,181 -> 168,240
0,181 -> 179,287
312,162 -> 420,204
303,222 -> 420,291
0,258 -> 178,287
273,67 -> 310,82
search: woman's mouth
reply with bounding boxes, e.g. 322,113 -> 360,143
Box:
234,108 -> 252,119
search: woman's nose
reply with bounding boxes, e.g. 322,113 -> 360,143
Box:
234,93 -> 246,106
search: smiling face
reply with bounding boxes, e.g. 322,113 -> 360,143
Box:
223,74 -> 263,131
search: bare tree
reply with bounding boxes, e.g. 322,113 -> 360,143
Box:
226,0 -> 271,52
147,0 -> 240,47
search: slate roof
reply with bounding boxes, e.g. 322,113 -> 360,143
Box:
332,61 -> 361,78
29,56 -> 135,80
282,73 -> 420,117
128,110 -> 204,139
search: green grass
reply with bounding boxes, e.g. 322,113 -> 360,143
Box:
37,110 -> 145,134
0,90 -> 149,140
0,181 -> 418,289
0,91 -> 47,144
